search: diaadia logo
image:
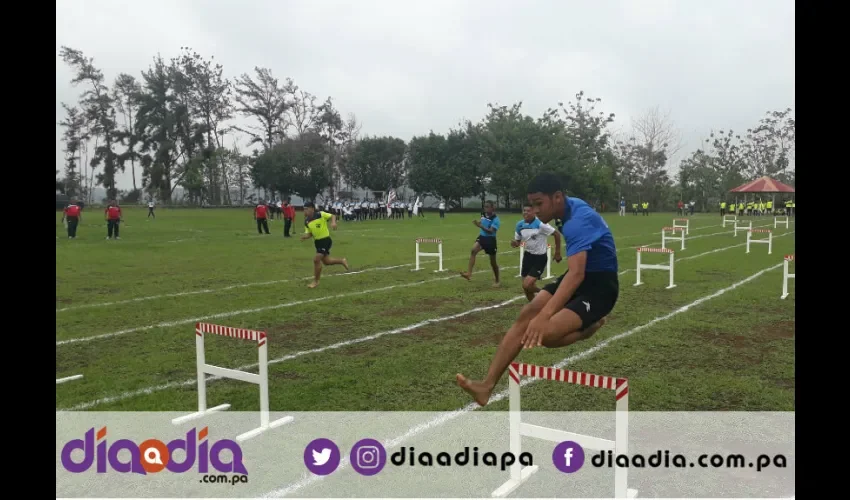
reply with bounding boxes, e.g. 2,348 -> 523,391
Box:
59,426 -> 247,476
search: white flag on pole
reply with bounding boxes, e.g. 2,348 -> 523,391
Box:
413,196 -> 420,216
387,190 -> 396,216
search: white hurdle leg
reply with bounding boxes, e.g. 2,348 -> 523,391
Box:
414,242 -> 421,271
516,244 -> 524,278
236,341 -> 293,442
781,259 -> 795,299
768,232 -> 773,255
172,331 -> 231,425
545,245 -> 552,279
746,231 -> 751,253
633,251 -> 642,286
438,242 -> 444,271
492,371 -> 539,498
667,252 -> 676,289
680,230 -> 686,250
614,384 -> 637,498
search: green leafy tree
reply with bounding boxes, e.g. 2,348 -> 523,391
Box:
347,136 -> 407,192
60,46 -> 121,200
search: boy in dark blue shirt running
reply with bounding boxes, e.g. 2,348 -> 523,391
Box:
460,200 -> 501,286
457,172 -> 620,406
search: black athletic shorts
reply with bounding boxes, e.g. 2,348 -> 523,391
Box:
541,271 -> 619,330
520,252 -> 548,279
314,237 -> 332,255
476,235 -> 497,256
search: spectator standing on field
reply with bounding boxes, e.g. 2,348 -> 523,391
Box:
283,199 -> 296,237
254,202 -> 270,234
62,199 -> 82,239
147,199 -> 155,218
105,200 -> 122,240
439,200 -> 446,218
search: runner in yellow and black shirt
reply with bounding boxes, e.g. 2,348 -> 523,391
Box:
301,202 -> 349,288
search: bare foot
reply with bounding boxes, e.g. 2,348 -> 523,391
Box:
456,374 -> 493,406
342,258 -> 349,271
492,281 -> 500,288
459,272 -> 471,281
307,281 -> 319,288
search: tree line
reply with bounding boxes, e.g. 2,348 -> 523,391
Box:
57,46 -> 794,210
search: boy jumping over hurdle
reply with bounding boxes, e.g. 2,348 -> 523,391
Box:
301,202 -> 349,288
457,172 -> 619,406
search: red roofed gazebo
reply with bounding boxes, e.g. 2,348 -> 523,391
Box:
728,176 -> 795,216
729,176 -> 795,194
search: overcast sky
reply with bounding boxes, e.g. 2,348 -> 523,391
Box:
56,0 -> 794,191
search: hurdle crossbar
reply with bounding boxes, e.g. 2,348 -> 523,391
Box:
516,242 -> 552,279
672,218 -> 689,235
413,238 -> 446,272
746,229 -> 773,255
781,254 -> 795,299
493,363 -> 637,499
172,322 -> 294,442
723,214 -> 737,228
634,247 -> 676,289
733,220 -> 752,237
774,216 -> 789,229
661,226 -> 685,250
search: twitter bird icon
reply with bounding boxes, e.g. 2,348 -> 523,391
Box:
313,448 -> 331,466
304,438 -> 340,475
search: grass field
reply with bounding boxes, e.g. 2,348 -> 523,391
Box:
56,207 -> 795,413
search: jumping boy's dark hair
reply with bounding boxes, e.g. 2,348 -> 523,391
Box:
484,200 -> 495,208
304,202 -> 315,208
523,202 -> 533,209
527,172 -> 563,195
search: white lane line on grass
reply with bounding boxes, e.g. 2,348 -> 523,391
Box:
60,294 -> 537,410
55,251 -> 518,313
55,221 -> 729,313
617,231 -> 795,275
261,262 -> 785,498
55,265 -> 520,347
56,374 -> 83,384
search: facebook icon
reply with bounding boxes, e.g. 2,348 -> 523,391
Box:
553,441 -> 585,473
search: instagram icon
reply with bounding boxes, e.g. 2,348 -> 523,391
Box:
350,438 -> 386,476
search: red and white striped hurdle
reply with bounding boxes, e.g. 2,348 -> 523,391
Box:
634,247 -> 676,289
746,229 -> 773,255
516,242 -> 552,279
672,218 -> 689,235
722,214 -> 738,228
172,322 -> 294,442
492,363 -> 637,498
661,226 -> 685,250
413,238 -> 446,272
781,254 -> 795,299
733,219 -> 752,237
775,216 -> 789,229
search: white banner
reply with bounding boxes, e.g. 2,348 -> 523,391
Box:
56,411 -> 794,498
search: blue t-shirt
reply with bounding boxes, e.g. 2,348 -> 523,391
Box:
479,213 -> 500,238
560,197 -> 618,273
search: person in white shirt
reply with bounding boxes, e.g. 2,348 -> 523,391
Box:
438,201 -> 446,218
147,200 -> 155,219
417,200 -> 425,217
512,204 -> 562,301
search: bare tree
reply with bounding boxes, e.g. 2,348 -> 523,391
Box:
631,106 -> 683,160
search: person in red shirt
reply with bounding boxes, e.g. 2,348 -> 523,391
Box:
677,200 -> 684,216
62,200 -> 82,239
104,200 -> 123,240
283,199 -> 296,237
254,203 -> 270,234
